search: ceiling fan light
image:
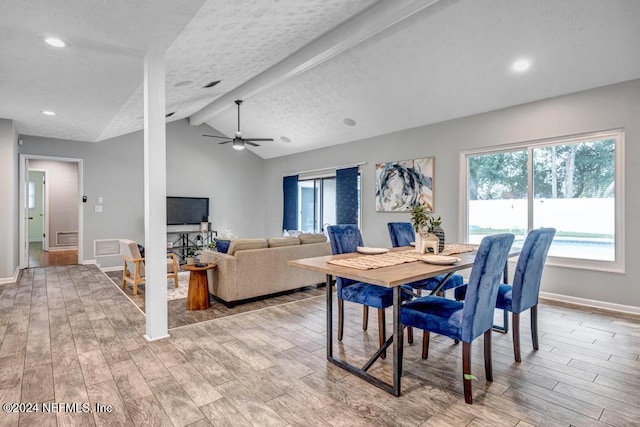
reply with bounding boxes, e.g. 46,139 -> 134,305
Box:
232,140 -> 245,150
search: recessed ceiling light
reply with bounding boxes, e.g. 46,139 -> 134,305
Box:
280,136 -> 291,143
343,118 -> 356,126
173,80 -> 193,87
44,37 -> 66,48
512,59 -> 531,72
42,110 -> 56,116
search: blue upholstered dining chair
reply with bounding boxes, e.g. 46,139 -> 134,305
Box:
327,224 -> 412,359
455,228 -> 555,362
387,222 -> 464,294
401,233 -> 515,404
388,222 -> 465,344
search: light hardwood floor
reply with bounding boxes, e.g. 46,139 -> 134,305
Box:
1,264 -> 639,426
28,242 -> 77,267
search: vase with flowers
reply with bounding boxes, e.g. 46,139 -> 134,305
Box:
410,205 -> 445,253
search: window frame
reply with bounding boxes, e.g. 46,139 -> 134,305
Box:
459,129 -> 625,273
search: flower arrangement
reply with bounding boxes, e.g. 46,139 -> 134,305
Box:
410,205 -> 440,233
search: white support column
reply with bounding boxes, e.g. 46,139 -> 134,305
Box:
143,50 -> 169,341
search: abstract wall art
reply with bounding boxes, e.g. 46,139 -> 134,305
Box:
375,156 -> 434,212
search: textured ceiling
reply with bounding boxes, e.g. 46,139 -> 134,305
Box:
2,0 -> 640,158
0,0 -> 207,141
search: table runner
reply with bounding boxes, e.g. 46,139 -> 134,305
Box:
327,244 -> 478,270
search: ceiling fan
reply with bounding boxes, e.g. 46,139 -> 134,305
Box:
202,100 -> 273,150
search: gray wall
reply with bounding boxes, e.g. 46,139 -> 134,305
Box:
29,160 -> 79,248
19,119 -> 266,268
264,79 -> 640,308
0,119 -> 19,280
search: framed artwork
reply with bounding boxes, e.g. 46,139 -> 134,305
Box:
375,156 -> 434,212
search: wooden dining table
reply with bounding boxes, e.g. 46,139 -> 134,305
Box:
289,245 -> 520,397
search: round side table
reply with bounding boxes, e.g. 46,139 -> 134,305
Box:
180,263 -> 216,310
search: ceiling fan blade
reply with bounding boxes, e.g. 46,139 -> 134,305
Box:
245,141 -> 261,147
243,138 -> 274,142
218,140 -> 233,144
202,134 -> 230,139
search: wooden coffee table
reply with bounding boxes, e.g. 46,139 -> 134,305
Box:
180,263 -> 216,310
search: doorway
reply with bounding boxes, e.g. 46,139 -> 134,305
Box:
19,155 -> 83,268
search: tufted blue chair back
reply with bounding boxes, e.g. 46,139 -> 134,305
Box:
511,228 -> 555,313
387,222 -> 415,247
327,224 -> 365,291
461,233 -> 515,342
327,224 -> 363,254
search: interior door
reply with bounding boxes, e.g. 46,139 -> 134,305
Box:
27,171 -> 46,251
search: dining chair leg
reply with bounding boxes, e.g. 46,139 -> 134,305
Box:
421,331 -> 430,359
512,312 -> 521,362
531,305 -> 539,351
462,341 -> 472,404
363,306 -> 369,331
484,329 -> 493,382
378,309 -> 386,359
337,298 -> 344,341
407,327 -> 413,344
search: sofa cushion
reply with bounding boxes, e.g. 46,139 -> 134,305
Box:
227,238 -> 268,255
267,237 -> 301,248
299,233 -> 327,244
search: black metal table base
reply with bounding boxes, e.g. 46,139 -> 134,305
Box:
325,274 -> 403,396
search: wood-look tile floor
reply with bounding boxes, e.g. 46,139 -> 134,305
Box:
1,265 -> 640,426
104,270 -> 326,328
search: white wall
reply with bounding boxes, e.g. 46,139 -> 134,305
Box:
19,119 -> 266,268
264,79 -> 640,308
0,119 -> 19,282
29,160 -> 79,248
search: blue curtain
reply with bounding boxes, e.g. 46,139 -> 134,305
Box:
282,175 -> 298,232
336,167 -> 358,225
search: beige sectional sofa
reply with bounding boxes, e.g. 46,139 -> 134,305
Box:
199,234 -> 331,306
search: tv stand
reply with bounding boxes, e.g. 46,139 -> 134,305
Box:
167,229 -> 217,263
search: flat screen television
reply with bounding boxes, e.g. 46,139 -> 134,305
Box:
167,196 -> 209,225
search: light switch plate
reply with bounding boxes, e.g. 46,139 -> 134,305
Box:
94,205 -> 103,212
97,196 -> 103,204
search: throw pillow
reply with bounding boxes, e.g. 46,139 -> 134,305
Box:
214,238 -> 231,253
298,233 -> 327,244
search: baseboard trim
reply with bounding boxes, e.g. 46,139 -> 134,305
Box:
144,333 -> 170,342
100,266 -> 123,273
0,267 -> 21,285
540,291 -> 640,316
82,259 -> 98,266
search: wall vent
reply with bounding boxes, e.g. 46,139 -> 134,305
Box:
56,231 -> 78,246
94,239 -> 121,257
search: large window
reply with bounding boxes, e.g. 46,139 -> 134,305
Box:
462,130 -> 624,272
